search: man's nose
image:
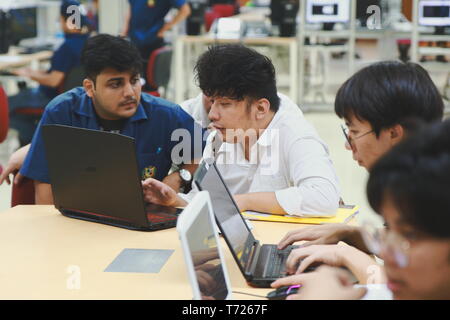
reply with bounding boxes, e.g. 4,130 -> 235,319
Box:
123,82 -> 135,97
208,103 -> 219,121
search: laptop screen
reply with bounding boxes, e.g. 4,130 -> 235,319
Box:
185,200 -> 229,300
194,162 -> 255,272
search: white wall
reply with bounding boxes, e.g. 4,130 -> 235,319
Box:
98,0 -> 129,35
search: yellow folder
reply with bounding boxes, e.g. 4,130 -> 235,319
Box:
241,205 -> 359,225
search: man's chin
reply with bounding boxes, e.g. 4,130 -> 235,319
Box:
117,107 -> 138,118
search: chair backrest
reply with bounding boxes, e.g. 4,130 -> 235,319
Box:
15,65 -> 86,118
146,46 -> 173,90
11,175 -> 35,207
212,4 -> 235,17
59,64 -> 85,94
0,85 -> 9,143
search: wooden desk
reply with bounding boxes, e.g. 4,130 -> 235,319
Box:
0,51 -> 52,71
0,205 -> 305,300
174,35 -> 298,104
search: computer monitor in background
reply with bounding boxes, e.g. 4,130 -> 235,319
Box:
306,0 -> 350,30
187,0 -> 207,35
419,0 -> 450,34
0,10 -> 12,54
270,0 -> 299,37
9,7 -> 38,45
356,0 -> 381,28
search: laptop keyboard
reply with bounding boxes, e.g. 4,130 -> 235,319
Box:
264,247 -> 289,278
264,245 -> 298,278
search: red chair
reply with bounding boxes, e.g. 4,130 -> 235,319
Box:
11,175 -> 35,206
0,85 -> 9,177
0,85 -> 9,143
204,4 -> 236,32
146,46 -> 173,98
0,86 -> 34,206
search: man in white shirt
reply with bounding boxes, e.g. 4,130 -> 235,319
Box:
142,44 -> 340,217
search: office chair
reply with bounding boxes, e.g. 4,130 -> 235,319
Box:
146,46 -> 173,98
0,85 -> 9,144
11,175 -> 35,206
58,65 -> 85,94
14,65 -> 86,117
0,85 -> 34,206
12,65 -> 86,147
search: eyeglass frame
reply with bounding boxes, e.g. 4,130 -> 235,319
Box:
361,223 -> 411,268
341,124 -> 375,148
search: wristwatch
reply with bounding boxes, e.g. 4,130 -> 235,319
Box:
179,168 -> 192,192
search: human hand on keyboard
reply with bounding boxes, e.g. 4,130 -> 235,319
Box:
285,244 -> 348,275
271,265 -> 367,300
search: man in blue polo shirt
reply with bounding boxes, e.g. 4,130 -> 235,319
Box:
8,0 -> 91,146
121,0 -> 191,91
20,33 -> 203,204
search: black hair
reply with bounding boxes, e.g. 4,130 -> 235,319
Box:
335,61 -> 444,136
367,119 -> 450,238
81,34 -> 143,82
194,44 -> 280,112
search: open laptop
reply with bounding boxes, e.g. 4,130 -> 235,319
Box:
41,124 -> 182,231
177,191 -> 233,300
193,160 -> 311,288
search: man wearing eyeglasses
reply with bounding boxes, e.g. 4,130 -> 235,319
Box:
277,61 -> 444,285
273,120 -> 450,300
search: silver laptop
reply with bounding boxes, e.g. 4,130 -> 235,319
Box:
177,191 -> 233,300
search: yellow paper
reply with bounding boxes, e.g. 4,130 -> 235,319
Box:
242,205 -> 359,225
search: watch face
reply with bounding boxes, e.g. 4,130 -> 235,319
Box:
180,169 -> 192,182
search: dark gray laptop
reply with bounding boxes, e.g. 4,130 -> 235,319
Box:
42,124 -> 181,231
193,160 -> 313,288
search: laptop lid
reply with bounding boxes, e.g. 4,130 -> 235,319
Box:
177,191 -> 233,300
42,124 -> 163,230
193,160 -> 257,277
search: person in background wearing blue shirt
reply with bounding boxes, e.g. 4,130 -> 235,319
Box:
19,33 -> 203,204
121,0 -> 191,91
8,0 -> 91,146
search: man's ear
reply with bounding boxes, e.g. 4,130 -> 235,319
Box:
83,78 -> 94,98
255,98 -> 271,120
390,124 -> 405,142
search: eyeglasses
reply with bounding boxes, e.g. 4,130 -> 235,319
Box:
361,222 -> 411,268
341,124 -> 374,148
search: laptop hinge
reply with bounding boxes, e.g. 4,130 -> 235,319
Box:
244,241 -> 260,276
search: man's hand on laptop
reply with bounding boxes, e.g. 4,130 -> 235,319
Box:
271,265 -> 367,300
142,178 -> 188,208
277,224 -> 359,250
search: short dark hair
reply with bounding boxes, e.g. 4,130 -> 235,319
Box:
194,44 -> 280,112
335,61 -> 444,136
367,119 -> 450,238
81,34 -> 143,82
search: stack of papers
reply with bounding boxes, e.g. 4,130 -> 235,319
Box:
242,205 -> 359,225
